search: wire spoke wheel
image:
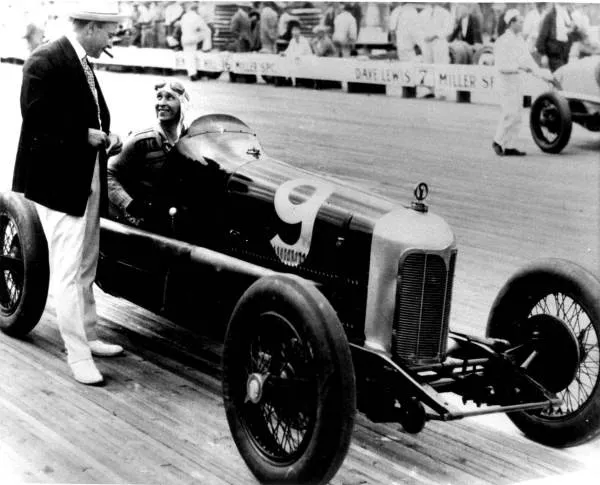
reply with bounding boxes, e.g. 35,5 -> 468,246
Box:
0,212 -> 24,316
487,259 -> 600,447
223,275 -> 355,484
537,100 -> 560,143
241,312 -> 316,463
528,292 -> 600,418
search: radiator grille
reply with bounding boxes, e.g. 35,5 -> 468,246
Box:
393,252 -> 456,365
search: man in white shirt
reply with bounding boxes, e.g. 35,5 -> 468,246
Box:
332,3 -> 358,57
389,2 -> 419,61
493,9 -> 554,156
522,3 -> 547,54
418,3 -> 452,97
180,3 -> 212,80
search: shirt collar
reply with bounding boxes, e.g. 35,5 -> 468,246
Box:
65,31 -> 87,61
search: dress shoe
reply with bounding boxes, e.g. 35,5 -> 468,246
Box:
89,340 -> 124,357
70,359 -> 104,385
492,142 -> 504,156
504,148 -> 526,156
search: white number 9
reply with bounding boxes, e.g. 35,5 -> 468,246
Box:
270,178 -> 334,267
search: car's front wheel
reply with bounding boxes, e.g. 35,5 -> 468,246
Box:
0,192 -> 49,336
487,259 -> 600,447
530,92 -> 572,153
222,274 -> 356,485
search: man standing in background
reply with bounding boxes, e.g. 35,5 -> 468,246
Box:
332,3 -> 357,57
493,9 -> 554,157
12,2 -> 126,385
389,2 -> 420,61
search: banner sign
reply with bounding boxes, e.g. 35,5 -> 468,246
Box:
1,45 -> 549,97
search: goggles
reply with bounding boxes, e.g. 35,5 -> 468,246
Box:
154,81 -> 186,96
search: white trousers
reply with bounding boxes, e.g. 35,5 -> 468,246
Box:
35,158 -> 100,364
494,74 -> 523,149
182,34 -> 212,76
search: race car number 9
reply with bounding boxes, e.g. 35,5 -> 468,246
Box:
270,178 -> 334,267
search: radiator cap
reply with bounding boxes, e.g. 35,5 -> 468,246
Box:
411,182 -> 429,213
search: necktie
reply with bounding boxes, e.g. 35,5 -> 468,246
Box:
81,56 -> 102,128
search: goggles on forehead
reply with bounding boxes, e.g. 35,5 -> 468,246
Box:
154,81 -> 186,96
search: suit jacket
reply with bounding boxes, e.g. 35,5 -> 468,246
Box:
536,7 -> 575,56
13,36 -> 111,217
449,15 -> 483,45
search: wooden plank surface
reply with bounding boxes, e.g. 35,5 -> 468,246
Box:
1,62 -> 599,484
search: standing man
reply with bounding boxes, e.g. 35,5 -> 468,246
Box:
12,2 -> 126,385
388,2 -> 420,61
332,3 -> 358,57
418,3 -> 453,98
180,2 -> 212,81
492,9 -> 554,157
259,2 -> 279,54
536,3 -> 575,72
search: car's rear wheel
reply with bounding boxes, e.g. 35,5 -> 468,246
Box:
530,92 -> 573,153
0,192 -> 49,336
487,259 -> 600,447
222,274 -> 356,485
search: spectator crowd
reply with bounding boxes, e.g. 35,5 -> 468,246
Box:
9,1 -> 600,80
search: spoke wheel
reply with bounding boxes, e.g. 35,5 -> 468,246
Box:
527,293 -> 599,418
530,92 -> 572,153
487,259 -> 600,447
0,214 -> 24,315
0,192 -> 49,336
240,312 -> 316,464
223,274 -> 355,485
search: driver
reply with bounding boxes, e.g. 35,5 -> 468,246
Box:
107,80 -> 190,229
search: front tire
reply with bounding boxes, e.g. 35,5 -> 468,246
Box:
0,192 -> 49,336
222,274 -> 356,485
530,92 -> 572,153
487,259 -> 600,447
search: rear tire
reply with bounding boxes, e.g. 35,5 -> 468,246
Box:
487,259 -> 600,447
530,92 -> 572,153
222,274 -> 356,484
0,192 -> 49,336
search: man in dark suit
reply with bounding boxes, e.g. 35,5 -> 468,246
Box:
12,2 -> 126,385
536,3 -> 576,72
449,4 -> 483,46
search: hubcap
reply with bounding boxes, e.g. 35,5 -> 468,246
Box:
246,373 -> 266,404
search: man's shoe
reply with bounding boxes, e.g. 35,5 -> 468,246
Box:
492,142 -> 504,156
70,359 -> 104,385
504,148 -> 526,156
89,340 -> 124,357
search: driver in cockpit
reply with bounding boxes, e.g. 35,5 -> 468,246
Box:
107,80 -> 190,230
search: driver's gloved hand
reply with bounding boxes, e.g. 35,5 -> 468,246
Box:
125,199 -> 152,226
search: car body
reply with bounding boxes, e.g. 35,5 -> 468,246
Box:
2,114 -> 600,485
530,55 -> 600,153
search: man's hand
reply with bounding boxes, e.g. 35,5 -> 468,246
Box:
540,55 -> 549,68
87,128 -> 108,148
106,133 -> 123,156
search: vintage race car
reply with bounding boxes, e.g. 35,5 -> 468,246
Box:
530,55 -> 600,153
2,114 -> 600,485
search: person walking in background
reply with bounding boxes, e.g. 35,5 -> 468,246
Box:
181,2 -> 212,80
536,3 -> 575,72
12,2 -> 126,386
388,2 -> 420,61
332,3 -> 357,57
278,4 -> 299,42
259,1 -> 279,53
493,9 -> 554,157
418,2 -> 452,97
